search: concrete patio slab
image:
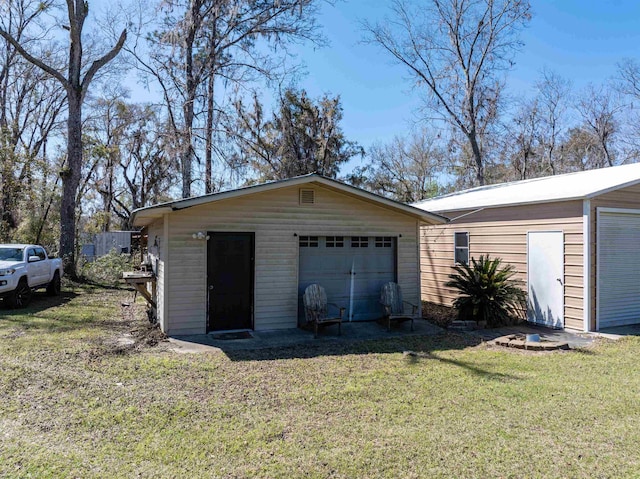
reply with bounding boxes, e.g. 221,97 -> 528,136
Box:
169,318 -> 443,353
166,319 -> 631,355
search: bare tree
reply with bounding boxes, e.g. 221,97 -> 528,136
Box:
365,0 -> 531,186
618,58 -> 640,99
505,97 -> 540,180
560,126 -> 601,172
577,84 -> 622,168
132,0 -> 323,198
83,89 -> 133,232
81,95 -> 177,231
535,69 -> 572,175
616,58 -> 640,156
0,0 -> 66,241
353,130 -> 445,202
115,106 -> 176,220
0,0 -> 126,274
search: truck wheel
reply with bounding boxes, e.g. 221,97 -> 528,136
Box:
6,278 -> 32,308
47,271 -> 61,296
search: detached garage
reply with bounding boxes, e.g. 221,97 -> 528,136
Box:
131,174 -> 445,335
413,162 -> 640,332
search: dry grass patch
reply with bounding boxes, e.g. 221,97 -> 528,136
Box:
1,286 -> 640,478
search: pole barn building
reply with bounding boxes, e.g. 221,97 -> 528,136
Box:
413,163 -> 640,332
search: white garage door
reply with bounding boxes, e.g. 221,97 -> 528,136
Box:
298,236 -> 396,322
597,209 -> 640,328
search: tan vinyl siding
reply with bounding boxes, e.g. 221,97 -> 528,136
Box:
165,184 -> 421,335
589,182 -> 640,330
421,200 -> 584,330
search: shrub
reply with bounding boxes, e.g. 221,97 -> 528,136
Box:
79,250 -> 133,286
445,255 -> 527,327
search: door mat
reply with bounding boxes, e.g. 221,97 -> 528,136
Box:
210,331 -> 253,340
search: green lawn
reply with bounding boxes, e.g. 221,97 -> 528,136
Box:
1,285 -> 639,478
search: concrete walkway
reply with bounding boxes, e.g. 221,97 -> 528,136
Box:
170,319 -> 443,354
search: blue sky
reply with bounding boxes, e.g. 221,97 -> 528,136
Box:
289,0 -> 640,155
110,0 -> 640,176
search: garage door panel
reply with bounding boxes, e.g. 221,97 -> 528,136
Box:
298,236 -> 396,322
598,211 -> 640,328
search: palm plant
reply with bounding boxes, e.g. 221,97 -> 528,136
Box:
445,255 -> 527,327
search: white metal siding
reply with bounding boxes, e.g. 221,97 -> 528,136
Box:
94,231 -> 133,256
597,209 -> 640,328
163,184 -> 420,335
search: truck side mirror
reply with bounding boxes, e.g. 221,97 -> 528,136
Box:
28,255 -> 41,263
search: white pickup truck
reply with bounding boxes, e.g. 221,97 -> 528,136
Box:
0,244 -> 63,308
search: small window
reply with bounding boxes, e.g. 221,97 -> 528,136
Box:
454,232 -> 469,265
299,236 -> 319,247
375,236 -> 393,248
351,236 -> 369,248
34,247 -> 47,260
326,236 -> 344,248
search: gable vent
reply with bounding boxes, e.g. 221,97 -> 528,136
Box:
299,188 -> 315,205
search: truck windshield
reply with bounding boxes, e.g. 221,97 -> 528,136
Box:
0,248 -> 23,261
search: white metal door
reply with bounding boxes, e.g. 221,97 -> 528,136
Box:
597,209 -> 640,328
527,231 -> 564,328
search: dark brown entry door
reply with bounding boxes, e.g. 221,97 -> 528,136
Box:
207,232 -> 254,331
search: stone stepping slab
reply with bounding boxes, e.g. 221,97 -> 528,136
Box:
493,334 -> 570,351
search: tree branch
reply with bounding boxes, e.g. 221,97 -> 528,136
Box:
0,28 -> 68,87
81,29 -> 127,101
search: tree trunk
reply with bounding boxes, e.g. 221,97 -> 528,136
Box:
103,150 -> 115,232
205,73 -> 214,194
468,130 -> 485,186
180,1 -> 199,199
60,91 -> 82,276
602,141 -> 614,167
181,104 -> 193,199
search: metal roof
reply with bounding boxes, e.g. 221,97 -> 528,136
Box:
131,174 -> 447,227
412,163 -> 640,213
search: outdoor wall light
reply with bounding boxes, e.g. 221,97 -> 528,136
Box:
192,231 -> 209,240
